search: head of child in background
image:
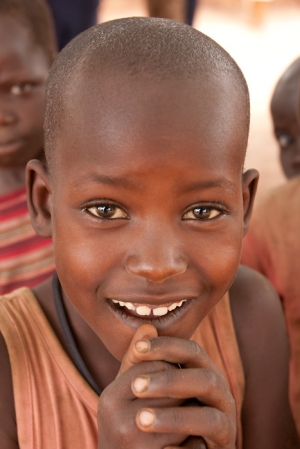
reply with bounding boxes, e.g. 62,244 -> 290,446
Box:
0,0 -> 56,191
270,57 -> 300,179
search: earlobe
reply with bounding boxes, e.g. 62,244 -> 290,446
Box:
242,169 -> 259,236
26,159 -> 52,238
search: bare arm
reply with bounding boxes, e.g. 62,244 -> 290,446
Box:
0,332 -> 19,449
230,265 -> 299,449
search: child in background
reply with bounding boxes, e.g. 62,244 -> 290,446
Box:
270,57 -> 300,179
0,18 -> 298,449
0,0 -> 56,294
242,58 -> 300,437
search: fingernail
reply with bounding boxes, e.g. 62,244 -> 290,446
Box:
135,339 -> 150,353
138,409 -> 155,427
132,376 -> 149,393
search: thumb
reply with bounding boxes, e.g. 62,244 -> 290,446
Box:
117,324 -> 158,377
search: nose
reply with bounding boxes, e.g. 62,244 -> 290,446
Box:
125,225 -> 187,283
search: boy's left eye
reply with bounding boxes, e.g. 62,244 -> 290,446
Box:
278,134 -> 293,149
10,83 -> 34,96
86,205 -> 128,219
183,207 -> 221,220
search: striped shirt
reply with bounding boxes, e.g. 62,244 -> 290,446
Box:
0,187 -> 55,295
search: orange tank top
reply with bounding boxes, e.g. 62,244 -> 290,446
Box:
0,288 -> 244,449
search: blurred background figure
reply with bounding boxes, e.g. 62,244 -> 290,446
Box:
146,0 -> 198,25
0,0 -> 57,294
47,0 -> 100,50
270,57 -> 300,179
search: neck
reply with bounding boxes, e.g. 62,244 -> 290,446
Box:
0,166 -> 26,196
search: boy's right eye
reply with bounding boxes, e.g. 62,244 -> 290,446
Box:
10,83 -> 34,96
85,204 -> 128,220
278,134 -> 293,149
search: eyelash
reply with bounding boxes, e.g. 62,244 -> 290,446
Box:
83,201 -> 226,222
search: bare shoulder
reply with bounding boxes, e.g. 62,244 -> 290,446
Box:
229,265 -> 299,448
229,264 -> 284,349
0,331 -> 19,449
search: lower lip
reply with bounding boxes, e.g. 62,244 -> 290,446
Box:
107,298 -> 195,331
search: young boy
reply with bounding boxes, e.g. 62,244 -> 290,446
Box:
0,0 -> 56,294
270,57 -> 300,179
242,58 -> 300,437
0,18 -> 298,449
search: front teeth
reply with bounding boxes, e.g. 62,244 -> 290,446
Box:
112,299 -> 186,316
136,305 -> 151,316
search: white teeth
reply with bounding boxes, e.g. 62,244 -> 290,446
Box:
153,307 -> 168,316
112,299 -> 187,316
136,305 -> 152,316
124,302 -> 135,311
168,303 -> 178,311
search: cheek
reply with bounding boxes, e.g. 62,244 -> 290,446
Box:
52,210 -> 125,292
189,224 -> 243,286
19,94 -> 45,135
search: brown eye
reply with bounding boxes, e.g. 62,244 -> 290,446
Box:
183,207 -> 221,220
10,83 -> 34,96
87,205 -> 127,219
278,134 -> 293,149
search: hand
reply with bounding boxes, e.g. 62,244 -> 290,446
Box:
97,324 -> 236,449
97,325 -> 185,448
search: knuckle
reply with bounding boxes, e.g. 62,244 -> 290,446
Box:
188,340 -> 202,358
203,369 -> 220,396
171,408 -> 184,429
211,410 -> 234,447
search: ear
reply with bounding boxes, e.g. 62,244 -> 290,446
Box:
26,159 -> 52,238
241,168 -> 259,236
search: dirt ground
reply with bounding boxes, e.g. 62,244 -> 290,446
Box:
98,0 -> 300,201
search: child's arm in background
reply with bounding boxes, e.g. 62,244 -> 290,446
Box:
0,333 -> 19,449
229,265 -> 299,449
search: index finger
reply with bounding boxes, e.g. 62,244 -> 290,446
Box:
131,336 -> 222,375
117,324 -> 158,377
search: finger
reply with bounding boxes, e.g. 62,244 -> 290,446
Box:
131,368 -> 233,411
117,324 -> 158,377
135,406 -> 235,448
165,436 -> 207,449
132,336 -> 222,374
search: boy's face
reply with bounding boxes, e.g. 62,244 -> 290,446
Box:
271,77 -> 300,179
32,72 -> 257,360
0,17 -> 49,168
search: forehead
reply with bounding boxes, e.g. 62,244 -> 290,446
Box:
271,73 -> 300,120
0,16 -> 49,80
53,70 -> 247,183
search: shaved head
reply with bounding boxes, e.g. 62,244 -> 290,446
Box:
44,17 -> 250,170
272,57 -> 300,98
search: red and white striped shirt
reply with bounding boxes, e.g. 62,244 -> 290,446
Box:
0,187 -> 55,294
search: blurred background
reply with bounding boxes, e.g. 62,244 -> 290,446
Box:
97,0 -> 300,200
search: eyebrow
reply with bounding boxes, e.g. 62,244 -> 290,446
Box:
73,173 -> 139,190
180,177 -> 237,194
73,172 -> 236,193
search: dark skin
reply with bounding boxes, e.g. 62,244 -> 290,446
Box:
0,70 -> 298,448
271,62 -> 300,179
0,17 -> 50,195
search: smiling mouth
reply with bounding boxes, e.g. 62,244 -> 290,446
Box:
111,298 -> 187,318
